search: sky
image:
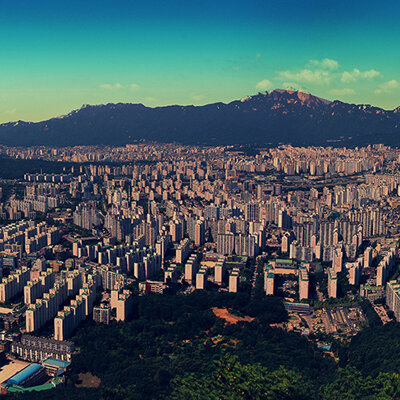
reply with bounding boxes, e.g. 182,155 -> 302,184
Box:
0,0 -> 399,122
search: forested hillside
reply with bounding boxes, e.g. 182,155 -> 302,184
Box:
6,291 -> 400,400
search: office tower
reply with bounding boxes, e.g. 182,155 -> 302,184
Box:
214,257 -> 226,285
184,254 -> 199,284
364,247 -> 372,267
298,264 -> 309,300
176,238 -> 191,264
245,203 -> 260,222
164,265 -> 178,284
194,220 -> 206,247
217,233 -> 235,255
320,221 -> 335,247
386,281 -> 400,321
293,222 -> 314,247
328,269 -> 337,298
348,262 -> 361,285
110,289 -> 133,321
26,281 -> 69,333
0,267 -> 30,303
169,220 -> 183,243
196,267 -> 208,290
333,247 -> 343,272
234,234 -> 256,257
73,204 -> 100,230
264,266 -> 274,295
54,295 -> 86,341
376,264 -> 385,286
93,304 -> 111,325
24,268 -> 55,305
281,232 -> 292,253
67,271 -> 82,297
228,268 -> 240,293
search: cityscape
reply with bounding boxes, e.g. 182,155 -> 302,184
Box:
0,142 -> 398,397
1,0 -> 400,399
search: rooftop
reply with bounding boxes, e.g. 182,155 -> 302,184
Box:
8,363 -> 43,386
42,357 -> 70,369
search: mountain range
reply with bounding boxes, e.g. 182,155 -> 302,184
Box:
1,89 -> 400,147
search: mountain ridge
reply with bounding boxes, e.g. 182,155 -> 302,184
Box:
1,89 -> 400,147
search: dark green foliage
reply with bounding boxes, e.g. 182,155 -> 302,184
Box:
8,291 -> 400,400
34,291 -> 288,399
321,367 -> 400,400
347,323 -> 400,377
6,291 -> 314,400
314,270 -> 328,298
170,354 -> 312,400
337,270 -> 356,296
211,322 -> 334,384
360,299 -> 382,328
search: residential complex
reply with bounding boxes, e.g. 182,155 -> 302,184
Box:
0,142 -> 400,390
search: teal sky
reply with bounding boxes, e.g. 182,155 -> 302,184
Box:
0,0 -> 399,122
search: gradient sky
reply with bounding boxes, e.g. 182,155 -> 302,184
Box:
0,0 -> 399,122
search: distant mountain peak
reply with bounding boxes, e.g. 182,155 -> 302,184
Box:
0,90 -> 399,147
271,88 -> 332,105
240,89 -> 332,107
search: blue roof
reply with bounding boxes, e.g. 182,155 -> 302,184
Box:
42,358 -> 70,368
317,343 -> 332,351
8,364 -> 43,386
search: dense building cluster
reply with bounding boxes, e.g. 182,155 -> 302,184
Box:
0,142 -> 400,390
